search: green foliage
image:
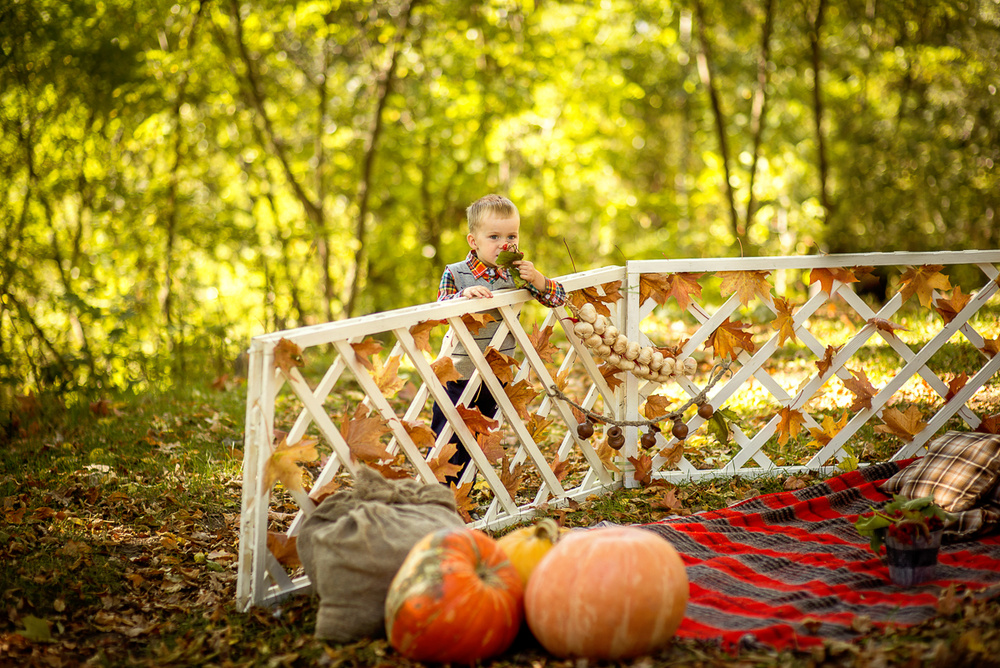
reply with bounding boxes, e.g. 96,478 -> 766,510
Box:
854,494 -> 955,553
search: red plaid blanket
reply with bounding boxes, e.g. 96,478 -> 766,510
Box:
640,460 -> 1000,651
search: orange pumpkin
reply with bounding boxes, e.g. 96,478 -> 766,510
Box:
385,527 -> 524,664
524,526 -> 689,660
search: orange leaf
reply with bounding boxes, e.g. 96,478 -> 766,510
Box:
899,265 -> 952,308
874,406 -> 926,442
350,338 -> 383,371
452,482 -> 476,522
485,348 -> 518,385
842,368 -> 878,412
265,436 -> 319,492
525,414 -> 553,442
596,439 -> 622,473
815,344 -> 843,376
457,404 -> 499,435
403,420 -> 437,452
707,318 -> 756,360
868,317 -> 908,336
807,413 -> 848,449
529,324 -> 560,363
600,364 -> 624,391
550,455 -> 571,482
309,479 -> 341,504
553,366 -> 572,392
977,413 -> 1000,435
658,440 -> 684,468
267,533 -> 300,569
567,282 -> 622,317
808,266 -> 860,296
982,338 -> 1000,358
368,461 -> 412,480
628,454 -> 654,486
461,312 -> 496,336
409,320 -> 444,355
428,442 -> 464,483
273,338 -> 305,374
372,355 -> 406,397
339,408 -> 392,462
430,357 -> 462,384
776,407 -> 807,446
644,273 -> 704,310
718,270 -> 773,307
504,379 -> 538,420
773,297 -> 797,346
945,373 -> 969,402
643,395 -> 674,421
478,430 -> 506,464
934,286 -> 972,324
500,456 -> 525,499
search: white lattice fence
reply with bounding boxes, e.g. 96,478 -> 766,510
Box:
237,250 -> 1000,609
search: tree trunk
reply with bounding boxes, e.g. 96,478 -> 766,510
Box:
810,0 -> 831,223
745,0 -> 775,233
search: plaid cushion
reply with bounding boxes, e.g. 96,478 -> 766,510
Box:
880,430 -> 1000,513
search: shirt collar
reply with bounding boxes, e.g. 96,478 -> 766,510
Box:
466,250 -> 509,281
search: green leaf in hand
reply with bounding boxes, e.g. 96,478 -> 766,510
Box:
496,246 -> 527,288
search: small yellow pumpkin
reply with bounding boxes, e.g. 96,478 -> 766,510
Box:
496,518 -> 562,586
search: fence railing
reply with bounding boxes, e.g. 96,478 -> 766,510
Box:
237,250 -> 1000,610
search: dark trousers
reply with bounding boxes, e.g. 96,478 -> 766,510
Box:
430,380 -> 498,486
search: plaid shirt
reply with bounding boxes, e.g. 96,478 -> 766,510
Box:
437,251 -> 567,307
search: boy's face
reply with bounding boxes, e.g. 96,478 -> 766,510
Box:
467,215 -> 519,267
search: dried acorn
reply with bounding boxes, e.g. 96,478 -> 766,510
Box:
697,403 -> 715,420
607,425 -> 626,450
671,421 -> 689,441
640,428 -> 658,449
577,420 -> 595,440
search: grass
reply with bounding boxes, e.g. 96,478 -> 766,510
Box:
3,304 -> 1000,666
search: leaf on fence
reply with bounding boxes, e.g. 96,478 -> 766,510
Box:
640,272 -> 704,310
707,318 -> 755,360
409,320 -> 444,355
629,454 -> 654,486
934,286 -> 972,324
428,443 -> 464,483
461,312 -> 496,335
719,270 -> 773,307
807,412 -> 848,450
875,406 -> 926,442
596,439 -> 621,473
504,379 -> 538,420
777,407 -> 806,446
658,440 -> 684,468
339,409 -> 392,462
815,344 -> 843,376
868,317 -> 908,336
372,355 -> 406,397
600,280 -> 623,303
457,404 -> 499,434
643,394 -> 674,421
600,364 -> 624,391
500,456 -> 525,499
350,338 -> 383,370
808,266 -> 860,296
550,455 -> 570,482
368,460 -> 412,480
568,281 -> 622,317
267,533 -> 300,569
273,338 -> 305,374
265,436 -> 319,492
977,413 -> 1000,434
477,429 -> 505,464
403,420 -> 436,451
707,409 -> 735,445
982,337 -> 1000,358
430,357 -> 463,384
486,348 -> 518,385
309,479 -> 341,504
528,324 -> 560,363
843,368 -> 878,412
773,297 -> 797,346
900,264 -> 951,308
452,482 -> 477,522
553,366 -> 572,392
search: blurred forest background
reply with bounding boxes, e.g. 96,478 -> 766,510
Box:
2,0 -> 999,406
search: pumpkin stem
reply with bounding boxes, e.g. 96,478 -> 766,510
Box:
534,518 -> 561,543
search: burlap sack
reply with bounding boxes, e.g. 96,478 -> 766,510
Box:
297,466 -> 464,642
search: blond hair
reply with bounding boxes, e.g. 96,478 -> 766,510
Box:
466,194 -> 519,233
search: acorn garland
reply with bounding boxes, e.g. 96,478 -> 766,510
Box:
569,303 -> 697,383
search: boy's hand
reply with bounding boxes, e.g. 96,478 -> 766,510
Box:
513,260 -> 545,290
462,285 -> 493,299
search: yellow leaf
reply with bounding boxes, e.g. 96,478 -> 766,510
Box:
899,265 -> 952,308
265,436 -> 319,492
874,406 -> 926,442
807,413 -> 848,450
934,286 -> 972,324
777,407 -> 806,446
773,297 -> 797,346
718,270 -> 773,307
808,266 -> 860,296
372,355 -> 406,397
504,379 -> 538,421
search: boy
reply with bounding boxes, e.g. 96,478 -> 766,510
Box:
431,194 -> 566,485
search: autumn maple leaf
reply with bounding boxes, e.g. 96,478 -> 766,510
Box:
350,338 -> 383,371
977,413 -> 1000,435
718,270 -> 773,307
457,404 -> 499,435
868,317 -> 908,337
707,318 -> 756,360
485,348 -> 518,385
658,440 -> 684,468
766,297 -> 795,347
452,482 -> 477,522
776,406 -> 806,446
643,394 -> 674,421
273,338 -> 305,374
403,420 -> 437,452
477,430 -> 506,463
550,456 -> 571,483
982,338 -> 1000,358
807,413 -> 848,450
567,281 -> 622,317
371,355 -> 406,397
600,364 -> 624,391
525,414 -> 554,442
504,379 -> 538,420
409,320 -> 444,355
899,265 -> 952,308
460,312 -> 496,335
815,344 -> 843,376
945,373 -> 969,402
628,454 -> 654,486
339,407 -> 392,462
499,456 -> 525,500
427,442 -> 464,483
875,406 -> 926,441
842,368 -> 878,412
595,439 -> 622,473
430,357 -> 463,384
808,266 -> 860,296
934,286 -> 972,324
265,436 -> 319,492
640,273 -> 704,310
529,324 -> 560,363
267,533 -> 300,569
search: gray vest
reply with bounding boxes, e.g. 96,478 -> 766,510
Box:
447,260 -> 517,379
